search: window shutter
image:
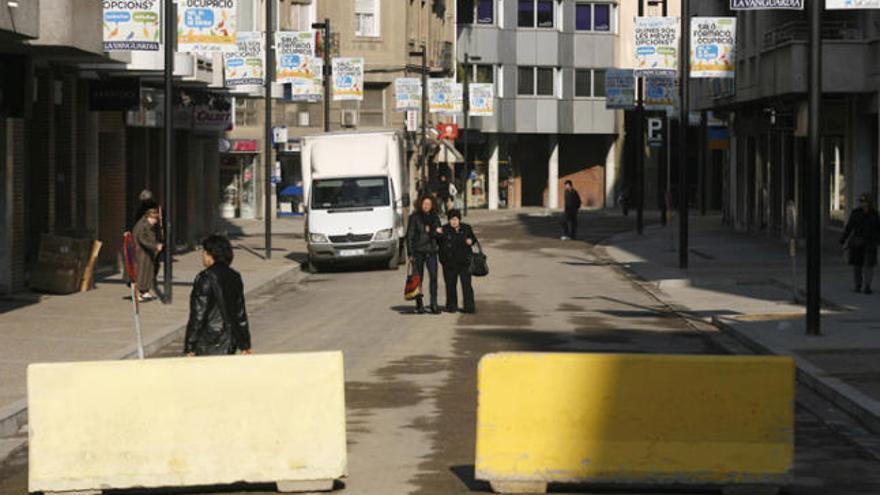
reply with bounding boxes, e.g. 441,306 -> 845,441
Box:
355,0 -> 376,14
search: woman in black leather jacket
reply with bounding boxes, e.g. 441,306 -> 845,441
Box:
184,235 -> 253,356
407,194 -> 442,314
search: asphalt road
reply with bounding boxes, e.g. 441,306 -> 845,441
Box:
3,212 -> 880,494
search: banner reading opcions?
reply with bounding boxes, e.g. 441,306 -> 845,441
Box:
332,58 -> 364,101
102,0 -> 161,52
690,17 -> 736,79
178,0 -> 237,53
634,17 -> 680,77
224,32 -> 264,87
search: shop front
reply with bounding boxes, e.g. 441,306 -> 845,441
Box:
219,139 -> 259,220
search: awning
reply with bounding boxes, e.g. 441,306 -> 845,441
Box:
279,185 -> 304,196
435,139 -> 464,164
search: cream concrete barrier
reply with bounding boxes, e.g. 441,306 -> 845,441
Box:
28,352 -> 347,494
475,353 -> 795,494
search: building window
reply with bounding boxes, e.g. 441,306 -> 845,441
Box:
517,66 -> 534,95
536,67 -> 554,95
459,0 -> 494,25
355,0 -> 380,37
518,0 -> 553,28
575,3 -> 612,32
476,65 -> 495,83
284,2 -> 315,31
575,69 -> 607,98
518,67 -> 555,96
235,98 -> 260,128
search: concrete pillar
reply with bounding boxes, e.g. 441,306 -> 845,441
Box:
488,135 -> 499,210
548,135 -> 559,209
605,139 -> 618,208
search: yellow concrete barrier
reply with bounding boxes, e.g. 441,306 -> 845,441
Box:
475,353 -> 794,493
28,352 -> 347,494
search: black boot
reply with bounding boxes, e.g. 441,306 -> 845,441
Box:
415,297 -> 425,314
429,304 -> 441,315
865,287 -> 874,295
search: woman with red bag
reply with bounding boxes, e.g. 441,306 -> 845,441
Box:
407,195 -> 442,314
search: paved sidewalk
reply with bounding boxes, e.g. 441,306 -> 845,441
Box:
602,213 -> 880,433
0,218 -> 308,446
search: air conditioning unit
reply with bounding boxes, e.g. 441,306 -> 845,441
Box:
341,109 -> 359,128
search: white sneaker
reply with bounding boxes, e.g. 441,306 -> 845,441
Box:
561,236 -> 570,241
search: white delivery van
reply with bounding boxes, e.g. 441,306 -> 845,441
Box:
302,131 -> 410,272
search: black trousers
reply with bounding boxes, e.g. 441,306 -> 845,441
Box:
413,252 -> 439,306
563,211 -> 578,239
443,263 -> 475,312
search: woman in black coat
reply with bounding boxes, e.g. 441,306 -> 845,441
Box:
439,209 -> 478,314
185,235 -> 253,356
407,195 -> 442,314
841,194 -> 880,294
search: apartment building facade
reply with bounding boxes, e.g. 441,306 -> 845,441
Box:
224,0 -> 456,220
691,1 -> 880,239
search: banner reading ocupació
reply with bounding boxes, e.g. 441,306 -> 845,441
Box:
332,58 -> 364,101
690,17 -> 736,79
178,0 -> 238,53
102,0 -> 161,52
224,32 -> 264,87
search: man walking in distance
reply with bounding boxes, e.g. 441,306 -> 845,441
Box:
562,180 -> 582,241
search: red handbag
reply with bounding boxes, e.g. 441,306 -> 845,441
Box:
404,261 -> 422,301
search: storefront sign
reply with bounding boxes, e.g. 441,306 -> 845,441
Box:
178,0 -> 237,53
605,69 -> 636,110
90,78 -> 141,111
224,31 -> 264,87
827,0 -> 880,8
634,16 -> 680,76
332,57 -> 364,101
276,31 -> 322,100
730,0 -> 803,9
469,83 -> 494,117
395,78 -> 422,111
102,0 -> 161,52
690,18 -> 736,79
193,94 -> 233,132
644,76 -> 679,115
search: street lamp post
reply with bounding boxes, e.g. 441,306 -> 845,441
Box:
264,0 -> 274,261
311,19 -> 332,132
636,0 -> 645,236
462,53 -> 482,217
679,0 -> 690,269
409,46 -> 429,189
163,0 -> 174,303
806,0 -> 822,336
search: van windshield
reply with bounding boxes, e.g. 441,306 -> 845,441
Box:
311,177 -> 390,210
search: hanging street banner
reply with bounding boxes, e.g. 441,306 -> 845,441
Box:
102,0 -> 161,52
332,57 -> 364,101
645,76 -> 679,115
224,32 -> 264,87
178,0 -> 237,54
634,16 -> 680,76
450,83 -> 464,115
276,31 -> 323,100
690,17 -> 736,79
469,83 -> 495,117
730,0 -> 803,9
605,69 -> 636,110
827,0 -> 880,8
429,79 -> 455,114
395,78 -> 422,111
